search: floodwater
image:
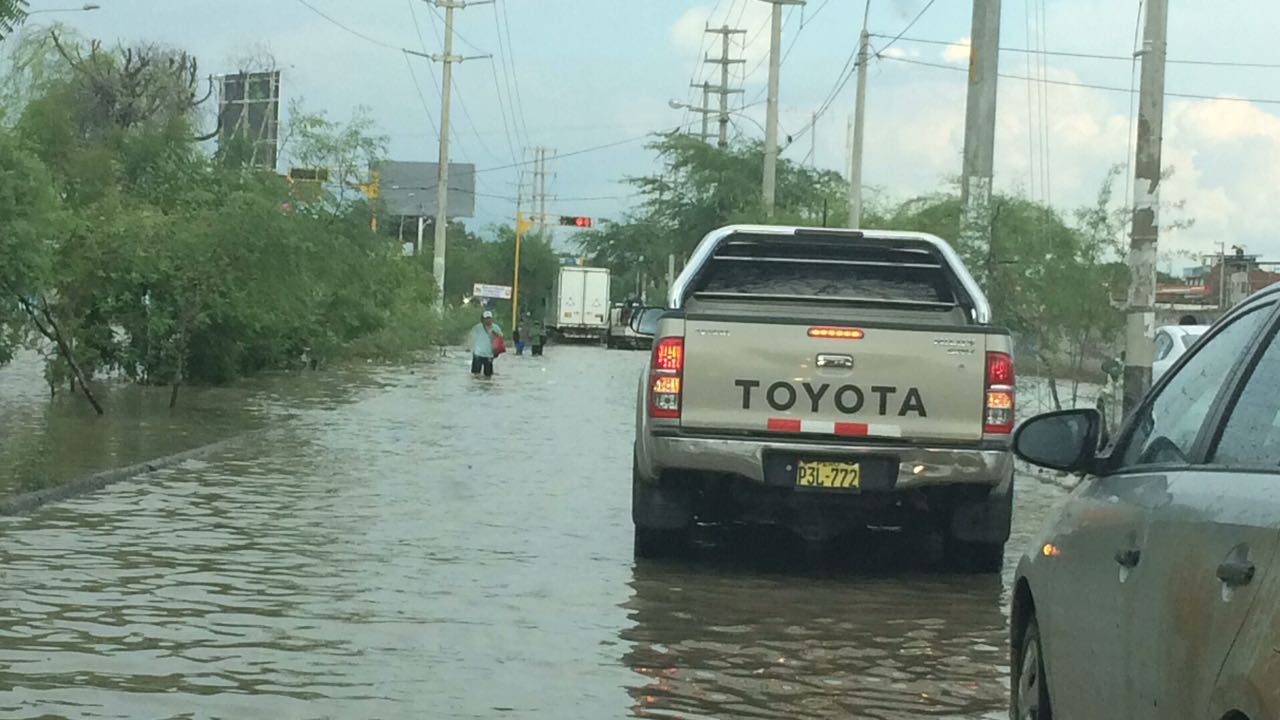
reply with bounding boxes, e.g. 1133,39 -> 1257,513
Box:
0,345 -> 1067,719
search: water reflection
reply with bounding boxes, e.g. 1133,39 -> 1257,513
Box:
622,536 -> 1009,720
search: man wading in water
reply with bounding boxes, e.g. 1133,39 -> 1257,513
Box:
469,310 -> 504,378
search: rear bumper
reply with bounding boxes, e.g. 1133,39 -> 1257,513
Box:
638,431 -> 1013,491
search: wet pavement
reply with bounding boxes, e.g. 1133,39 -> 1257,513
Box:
0,345 -> 1067,719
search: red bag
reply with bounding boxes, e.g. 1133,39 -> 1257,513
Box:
491,333 -> 507,356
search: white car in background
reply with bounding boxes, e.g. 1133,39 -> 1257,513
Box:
1152,324 -> 1210,381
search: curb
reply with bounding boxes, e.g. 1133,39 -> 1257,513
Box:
0,435 -> 246,517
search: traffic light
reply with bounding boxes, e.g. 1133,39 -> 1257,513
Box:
559,215 -> 593,228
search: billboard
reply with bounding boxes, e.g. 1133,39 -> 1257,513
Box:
218,71 -> 281,170
473,283 -> 513,300
373,161 -> 476,218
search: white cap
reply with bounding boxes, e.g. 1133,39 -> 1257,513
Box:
482,310 -> 494,319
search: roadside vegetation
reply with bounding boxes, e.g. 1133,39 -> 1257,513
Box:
0,27 -> 556,412
578,134 -> 1192,409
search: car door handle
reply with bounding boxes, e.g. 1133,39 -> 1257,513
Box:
1217,559 -> 1256,587
1115,548 -> 1141,568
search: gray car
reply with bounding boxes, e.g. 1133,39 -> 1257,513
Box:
1010,284 -> 1280,719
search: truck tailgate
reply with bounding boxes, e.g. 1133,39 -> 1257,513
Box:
681,319 -> 989,443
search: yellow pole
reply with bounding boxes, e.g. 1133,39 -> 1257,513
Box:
512,211 -> 530,330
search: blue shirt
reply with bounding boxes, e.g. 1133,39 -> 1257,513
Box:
470,322 -> 503,358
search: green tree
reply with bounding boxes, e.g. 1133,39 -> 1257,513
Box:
578,134 -> 847,299
0,0 -> 26,41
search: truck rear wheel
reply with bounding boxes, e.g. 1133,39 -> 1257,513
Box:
634,526 -> 692,559
632,457 -> 692,559
944,537 -> 1005,574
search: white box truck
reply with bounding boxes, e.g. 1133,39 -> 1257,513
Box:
551,266 -> 611,342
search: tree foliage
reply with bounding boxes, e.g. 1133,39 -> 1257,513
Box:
0,0 -> 26,41
0,32 -> 474,410
576,137 -> 1190,405
578,134 -> 848,300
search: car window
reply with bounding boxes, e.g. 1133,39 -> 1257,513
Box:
1180,332 -> 1203,350
1212,323 -> 1280,467
1154,332 -> 1174,361
1120,308 -> 1269,468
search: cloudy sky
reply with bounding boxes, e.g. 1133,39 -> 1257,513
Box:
18,0 -> 1280,265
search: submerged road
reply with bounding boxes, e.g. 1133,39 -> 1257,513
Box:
0,346 -> 1066,719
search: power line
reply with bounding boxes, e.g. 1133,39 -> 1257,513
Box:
879,53 -> 1280,105
423,0 -> 487,55
475,132 -> 667,174
874,0 -> 938,58
497,0 -> 533,147
487,2 -> 523,158
875,33 -> 1280,69
486,58 -> 520,166
801,0 -> 937,139
295,0 -> 404,51
402,52 -> 440,137
746,0 -> 831,107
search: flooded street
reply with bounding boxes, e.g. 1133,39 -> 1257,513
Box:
1,346 -> 1066,719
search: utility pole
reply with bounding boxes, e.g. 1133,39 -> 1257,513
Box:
809,111 -> 817,168
959,0 -> 1001,271
1123,0 -> 1168,416
534,147 -> 551,233
424,0 -> 492,306
761,0 -> 803,217
688,82 -> 717,143
848,19 -> 870,229
704,25 -> 746,148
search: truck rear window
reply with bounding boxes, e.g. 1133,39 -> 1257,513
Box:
689,235 -> 958,307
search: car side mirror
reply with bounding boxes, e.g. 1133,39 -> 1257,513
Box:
629,307 -> 662,337
1013,408 -> 1103,474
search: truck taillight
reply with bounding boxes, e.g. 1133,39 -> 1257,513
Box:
649,337 -> 684,419
985,352 -> 1015,434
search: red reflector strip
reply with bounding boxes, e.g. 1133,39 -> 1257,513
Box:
767,419 -> 897,437
767,418 -> 803,432
834,422 -> 869,436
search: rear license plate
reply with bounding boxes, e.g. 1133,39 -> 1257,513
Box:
796,460 -> 861,489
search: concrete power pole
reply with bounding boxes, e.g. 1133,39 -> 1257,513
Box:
959,0 -> 1001,269
761,0 -> 803,216
1123,0 -> 1169,416
427,0 -> 492,306
533,147 -> 553,234
533,147 -> 546,233
847,24 -> 870,229
704,25 -> 746,147
687,82 -> 717,143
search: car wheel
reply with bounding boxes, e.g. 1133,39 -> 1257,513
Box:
944,538 -> 1005,574
1013,615 -> 1052,720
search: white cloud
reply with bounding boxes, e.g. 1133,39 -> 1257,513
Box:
672,3 -> 801,88
943,38 -> 971,64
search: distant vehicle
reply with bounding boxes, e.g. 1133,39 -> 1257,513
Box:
1152,323 -> 1210,381
1010,284 -> 1280,720
551,266 -> 610,343
606,302 -> 659,350
630,225 -> 1015,570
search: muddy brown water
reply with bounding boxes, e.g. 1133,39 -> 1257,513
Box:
0,346 -> 1066,719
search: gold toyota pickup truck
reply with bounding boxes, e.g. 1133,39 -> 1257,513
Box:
632,225 -> 1015,571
